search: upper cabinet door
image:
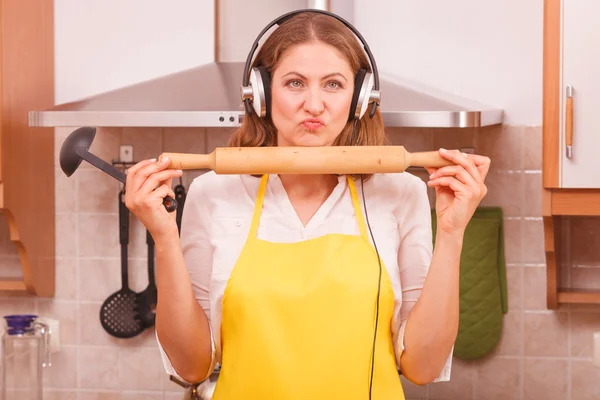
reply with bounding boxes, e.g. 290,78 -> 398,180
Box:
54,0 -> 215,104
560,0 -> 600,188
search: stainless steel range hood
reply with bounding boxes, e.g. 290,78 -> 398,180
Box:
29,1 -> 503,129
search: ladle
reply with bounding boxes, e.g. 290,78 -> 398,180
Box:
59,127 -> 177,212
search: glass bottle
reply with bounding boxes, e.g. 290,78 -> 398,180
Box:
1,314 -> 51,400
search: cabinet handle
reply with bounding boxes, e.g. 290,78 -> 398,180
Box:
566,85 -> 574,159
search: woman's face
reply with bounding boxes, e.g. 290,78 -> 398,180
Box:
270,41 -> 354,147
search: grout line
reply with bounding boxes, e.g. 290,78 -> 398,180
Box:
522,263 -> 547,268
44,388 -> 171,396
520,273 -> 525,400
519,125 -> 525,172
567,311 -> 572,400
65,212 -> 118,216
566,218 -> 572,288
519,170 -> 525,400
523,309 -> 570,314
78,256 -> 153,261
473,355 -> 479,397
75,146 -> 82,391
570,264 -> 600,269
511,355 -> 584,360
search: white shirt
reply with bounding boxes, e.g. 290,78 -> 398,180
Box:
158,171 -> 452,383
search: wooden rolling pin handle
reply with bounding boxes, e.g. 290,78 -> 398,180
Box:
159,152 -> 215,170
407,150 -> 454,169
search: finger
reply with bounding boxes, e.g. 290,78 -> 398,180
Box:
439,149 -> 482,183
467,154 -> 489,166
138,169 -> 183,196
153,184 -> 175,201
424,167 -> 438,176
430,165 -> 478,187
427,175 -> 468,194
146,184 -> 174,208
125,159 -> 156,193
126,158 -> 156,177
165,176 -> 175,197
130,157 -> 173,193
124,160 -> 157,206
467,154 -> 491,180
162,177 -> 176,200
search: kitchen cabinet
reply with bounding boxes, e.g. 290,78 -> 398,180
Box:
543,0 -> 600,308
0,1 -> 55,295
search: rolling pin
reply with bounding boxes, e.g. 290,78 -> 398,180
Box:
159,146 -> 454,174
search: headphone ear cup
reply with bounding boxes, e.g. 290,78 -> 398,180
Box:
248,68 -> 265,117
357,72 -> 375,119
256,66 -> 272,118
246,67 -> 271,117
349,69 -> 367,121
352,70 -> 376,120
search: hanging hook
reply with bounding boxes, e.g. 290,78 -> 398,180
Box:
120,166 -> 127,195
112,160 -> 129,194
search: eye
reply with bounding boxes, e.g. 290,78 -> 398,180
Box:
326,81 -> 343,90
286,79 -> 303,88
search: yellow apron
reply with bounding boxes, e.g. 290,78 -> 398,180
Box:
213,174 -> 405,399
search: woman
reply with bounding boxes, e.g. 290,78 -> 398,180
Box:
125,11 -> 490,400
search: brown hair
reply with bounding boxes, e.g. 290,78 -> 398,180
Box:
227,12 -> 387,179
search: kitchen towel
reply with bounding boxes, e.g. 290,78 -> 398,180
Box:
431,207 -> 507,360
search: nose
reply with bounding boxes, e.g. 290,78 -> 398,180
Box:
303,86 -> 324,115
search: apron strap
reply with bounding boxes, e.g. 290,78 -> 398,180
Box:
346,176 -> 370,240
249,174 -> 269,238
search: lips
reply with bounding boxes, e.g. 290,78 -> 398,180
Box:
301,118 -> 324,130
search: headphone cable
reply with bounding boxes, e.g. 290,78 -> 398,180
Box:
352,119 -> 383,400
362,174 -> 383,400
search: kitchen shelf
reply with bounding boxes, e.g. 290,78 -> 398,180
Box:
0,279 -> 28,293
542,190 -> 600,308
557,290 -> 600,305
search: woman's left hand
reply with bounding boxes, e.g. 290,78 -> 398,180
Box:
425,148 -> 491,236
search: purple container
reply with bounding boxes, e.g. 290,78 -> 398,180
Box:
4,314 -> 38,335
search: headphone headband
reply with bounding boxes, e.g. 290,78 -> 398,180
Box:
241,9 -> 380,119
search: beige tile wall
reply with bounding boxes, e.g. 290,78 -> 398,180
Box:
0,123 -> 598,399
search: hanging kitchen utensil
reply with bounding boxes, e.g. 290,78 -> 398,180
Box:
159,145 -> 455,174
99,191 -> 144,339
174,177 -> 187,234
59,126 -> 177,212
135,178 -> 186,329
135,229 -> 158,329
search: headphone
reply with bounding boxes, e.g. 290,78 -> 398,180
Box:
240,9 -> 381,122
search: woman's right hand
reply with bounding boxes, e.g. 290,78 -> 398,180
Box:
124,156 -> 183,241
